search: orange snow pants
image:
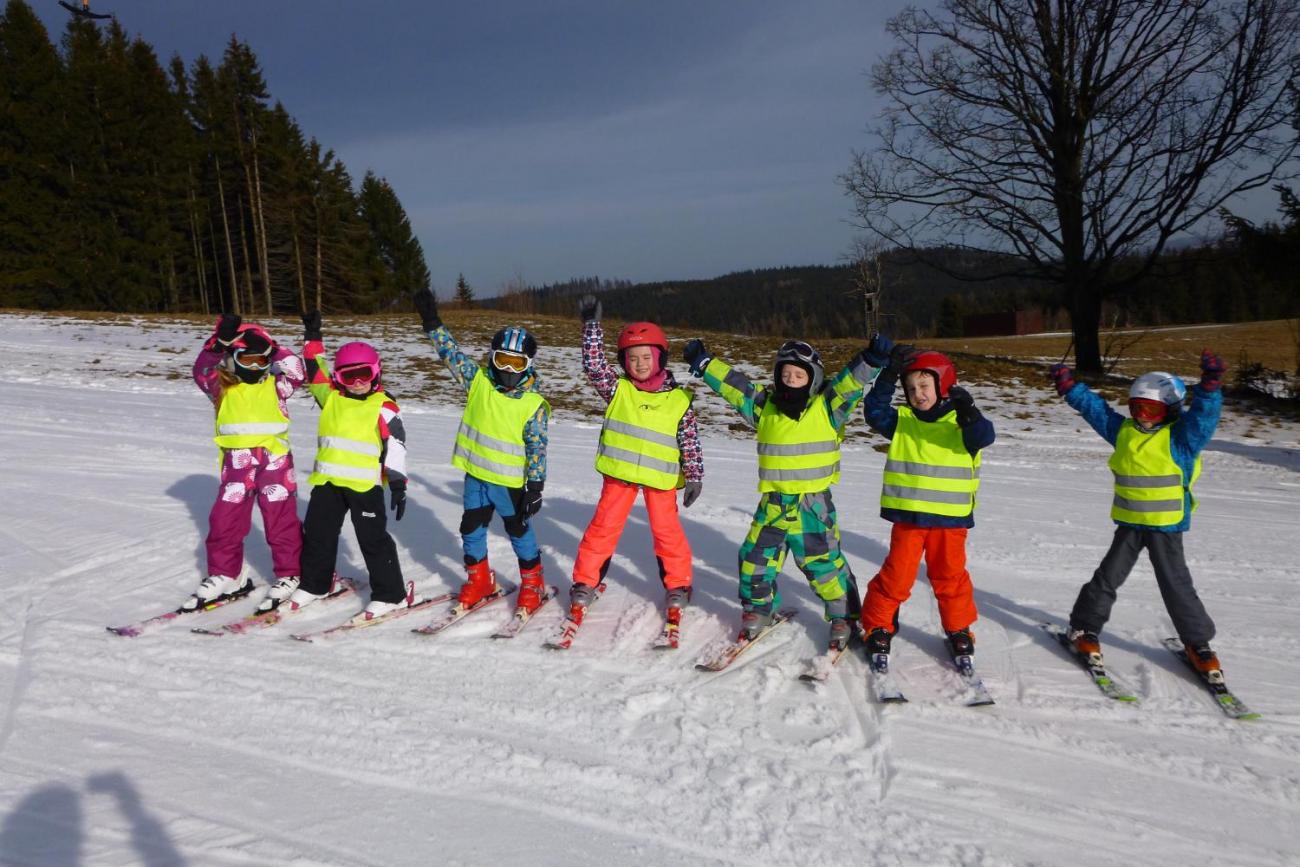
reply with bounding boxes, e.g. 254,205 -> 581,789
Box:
572,476 -> 692,590
861,523 -> 977,634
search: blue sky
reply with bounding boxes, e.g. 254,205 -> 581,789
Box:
34,0 -> 913,294
31,1 -> 1285,296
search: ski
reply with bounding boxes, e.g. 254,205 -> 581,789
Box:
798,643 -> 853,683
694,609 -> 798,673
412,584 -> 515,636
1161,637 -> 1260,720
192,578 -> 357,636
107,581 -> 257,637
290,587 -> 453,643
544,582 -> 607,651
866,651 -> 908,703
492,584 -> 559,639
949,651 -> 996,707
1039,622 -> 1139,703
653,606 -> 684,650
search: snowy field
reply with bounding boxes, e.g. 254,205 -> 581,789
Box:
1,312 -> 1299,867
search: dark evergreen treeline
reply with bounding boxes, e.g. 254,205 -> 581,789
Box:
0,0 -> 429,315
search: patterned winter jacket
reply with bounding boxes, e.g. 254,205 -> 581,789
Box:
192,338 -> 306,425
427,325 -> 548,485
582,321 -> 703,483
302,341 -> 408,488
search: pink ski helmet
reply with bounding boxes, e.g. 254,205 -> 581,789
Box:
332,341 -> 382,392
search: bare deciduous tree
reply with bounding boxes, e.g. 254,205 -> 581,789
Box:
843,0 -> 1300,372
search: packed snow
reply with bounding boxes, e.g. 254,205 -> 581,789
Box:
1,312 -> 1298,867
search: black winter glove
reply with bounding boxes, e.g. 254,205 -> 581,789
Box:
579,293 -> 602,323
947,385 -> 979,426
389,479 -> 406,521
682,339 -> 712,376
216,312 -> 242,347
886,343 -> 917,378
681,480 -> 702,508
414,289 -> 442,332
301,310 -> 322,342
522,481 -> 544,517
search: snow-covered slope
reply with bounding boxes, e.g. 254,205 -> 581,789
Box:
1,313 -> 1298,866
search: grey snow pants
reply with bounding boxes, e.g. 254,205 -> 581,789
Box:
1069,524 -> 1216,645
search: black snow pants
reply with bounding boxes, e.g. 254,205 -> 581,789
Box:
1069,524 -> 1215,645
300,482 -> 406,603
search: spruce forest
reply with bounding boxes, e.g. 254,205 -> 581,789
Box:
0,0 -> 430,316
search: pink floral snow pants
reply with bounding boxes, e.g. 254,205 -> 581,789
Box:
205,447 -> 302,579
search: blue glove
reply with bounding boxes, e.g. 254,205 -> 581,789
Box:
861,333 -> 894,368
682,339 -> 712,376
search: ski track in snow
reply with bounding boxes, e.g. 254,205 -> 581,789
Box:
1,313 -> 1299,866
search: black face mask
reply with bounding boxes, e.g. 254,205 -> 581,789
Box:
234,365 -> 268,385
772,382 -> 812,419
491,366 -> 528,391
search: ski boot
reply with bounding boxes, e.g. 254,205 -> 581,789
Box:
739,608 -> 773,641
865,626 -> 893,656
182,573 -> 251,611
363,583 -> 414,620
1067,628 -> 1103,662
665,585 -> 691,615
946,628 -> 975,658
1185,642 -> 1224,684
256,576 -> 301,613
515,562 -> 546,615
457,559 -> 497,608
828,617 -> 853,652
285,586 -> 326,613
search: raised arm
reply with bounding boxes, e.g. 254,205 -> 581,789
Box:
414,288 -> 480,392
1050,363 -> 1124,445
683,338 -> 769,428
579,295 -> 619,403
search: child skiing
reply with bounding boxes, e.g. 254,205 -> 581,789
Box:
858,338 -> 995,664
413,289 -> 551,617
286,311 -> 411,617
189,313 -> 306,612
1049,349 -> 1227,677
565,294 -> 704,638
682,335 -> 877,650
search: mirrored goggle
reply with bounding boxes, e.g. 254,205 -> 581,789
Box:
492,350 -> 531,373
335,364 -> 375,385
233,349 -> 270,371
1129,398 -> 1167,421
778,340 -> 817,363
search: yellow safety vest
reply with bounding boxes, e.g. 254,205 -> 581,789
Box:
452,369 -> 549,487
755,397 -> 842,494
880,408 -> 980,517
213,376 -> 290,455
1109,421 -> 1201,527
309,390 -> 388,492
594,378 -> 691,490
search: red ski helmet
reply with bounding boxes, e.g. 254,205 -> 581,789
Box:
904,350 -> 957,397
332,341 -> 382,392
617,322 -> 669,371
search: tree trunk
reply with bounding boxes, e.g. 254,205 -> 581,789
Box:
214,155 -> 239,314
314,199 -> 323,310
237,192 -> 255,314
291,208 -> 306,312
186,167 -> 208,315
208,213 -> 224,310
250,128 -> 272,315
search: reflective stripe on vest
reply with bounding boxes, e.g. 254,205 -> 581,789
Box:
754,397 -> 842,494
213,376 -> 290,455
880,408 -> 980,517
451,369 -> 549,487
1108,420 -> 1201,527
309,390 -> 388,492
594,379 -> 691,490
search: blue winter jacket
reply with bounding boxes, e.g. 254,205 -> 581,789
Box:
863,372 -> 996,528
1063,381 -> 1222,533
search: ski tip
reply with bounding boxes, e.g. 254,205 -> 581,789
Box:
189,628 -> 225,637
105,626 -> 139,638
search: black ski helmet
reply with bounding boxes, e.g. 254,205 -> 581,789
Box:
489,325 -> 538,390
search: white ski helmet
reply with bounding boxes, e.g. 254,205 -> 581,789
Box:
1129,371 -> 1187,409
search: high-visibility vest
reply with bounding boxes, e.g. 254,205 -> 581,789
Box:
308,389 -> 388,492
213,376 -> 290,455
594,378 -> 691,490
1109,420 -> 1201,527
880,408 -> 980,517
452,369 -> 549,487
754,397 -> 842,494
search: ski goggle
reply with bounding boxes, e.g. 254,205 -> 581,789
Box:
233,349 -> 270,371
1129,398 -> 1167,424
777,340 -> 817,364
335,364 -> 376,386
492,349 -> 531,373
